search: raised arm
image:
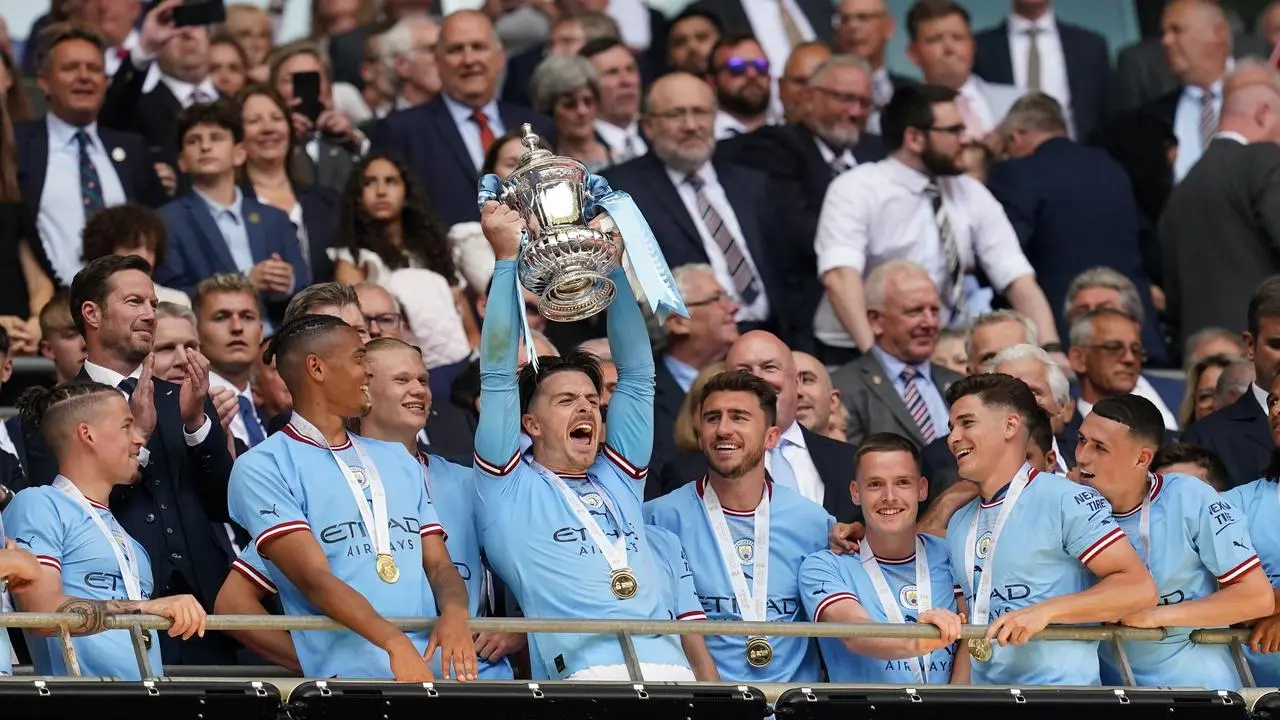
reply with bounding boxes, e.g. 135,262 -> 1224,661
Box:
603,266 -> 656,478
473,203 -> 526,478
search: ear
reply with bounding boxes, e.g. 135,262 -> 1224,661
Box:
849,478 -> 861,506
522,413 -> 541,438
0,357 -> 11,384
763,424 -> 782,450
1003,412 -> 1021,441
232,142 -> 248,168
306,353 -> 324,382
39,340 -> 54,360
81,301 -> 103,332
906,42 -> 921,70
666,315 -> 691,337
1046,447 -> 1060,472
177,151 -> 190,174
1137,445 -> 1155,473
917,475 -> 929,503
77,421 -> 94,448
1067,345 -> 1087,374
867,308 -> 885,337
829,388 -> 842,408
1244,331 -> 1257,360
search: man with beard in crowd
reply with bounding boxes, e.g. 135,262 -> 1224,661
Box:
709,33 -> 773,139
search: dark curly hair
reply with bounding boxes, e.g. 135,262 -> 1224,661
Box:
337,151 -> 459,285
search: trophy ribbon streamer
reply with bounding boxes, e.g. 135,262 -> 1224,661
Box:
478,173 -> 542,371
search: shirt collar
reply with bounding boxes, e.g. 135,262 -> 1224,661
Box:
209,369 -> 253,399
1078,397 -> 1094,418
594,119 -> 640,146
871,343 -> 934,383
814,136 -> 854,166
160,73 -> 217,105
881,156 -> 931,194
779,420 -> 807,449
1215,130 -> 1250,145
194,186 -> 245,221
661,354 -> 699,391
47,113 -> 99,149
1253,381 -> 1269,415
442,92 -> 500,127
83,359 -> 142,389
1185,58 -> 1235,100
666,160 -> 717,189
1009,8 -> 1056,35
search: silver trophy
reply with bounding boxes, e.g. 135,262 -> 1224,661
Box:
499,124 -> 622,322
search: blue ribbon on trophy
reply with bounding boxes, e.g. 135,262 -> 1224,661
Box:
477,172 -> 542,369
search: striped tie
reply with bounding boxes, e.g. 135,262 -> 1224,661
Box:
76,130 -> 105,219
923,181 -> 963,319
829,157 -> 851,177
1199,89 -> 1219,150
901,367 -> 937,443
686,175 -> 761,304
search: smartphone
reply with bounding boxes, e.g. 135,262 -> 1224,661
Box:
173,0 -> 227,28
292,71 -> 324,124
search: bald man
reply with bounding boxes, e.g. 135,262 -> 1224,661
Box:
778,41 -> 832,123
1160,60 -> 1280,340
604,73 -> 799,346
375,9 -> 556,226
793,351 -> 841,436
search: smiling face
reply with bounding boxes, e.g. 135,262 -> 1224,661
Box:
241,92 -> 292,164
947,393 -> 1023,482
436,11 -> 504,108
853,449 -> 927,534
524,369 -> 603,472
726,331 -> 799,431
367,345 -> 431,435
311,324 -> 372,418
699,389 -> 779,479
1074,412 -> 1152,497
83,269 -> 158,366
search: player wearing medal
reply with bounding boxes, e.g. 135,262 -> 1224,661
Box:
1076,395 -> 1272,688
473,202 -> 693,681
645,371 -> 831,682
799,433 -> 968,683
944,373 -> 1157,685
4,383 -> 207,679
227,314 -> 476,681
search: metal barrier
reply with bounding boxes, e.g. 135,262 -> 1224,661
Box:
0,612 -> 1263,689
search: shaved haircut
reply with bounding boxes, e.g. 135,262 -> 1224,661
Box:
265,314 -> 360,389
16,382 -> 122,457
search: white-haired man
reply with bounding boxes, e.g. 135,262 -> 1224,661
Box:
380,17 -> 441,110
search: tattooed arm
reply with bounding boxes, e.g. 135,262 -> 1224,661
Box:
12,566 -> 207,640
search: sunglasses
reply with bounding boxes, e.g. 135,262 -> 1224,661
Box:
719,57 -> 770,77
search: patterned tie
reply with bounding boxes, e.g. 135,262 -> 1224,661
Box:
900,367 -> 938,443
76,130 -> 106,219
471,109 -> 496,155
829,156 -> 852,177
778,0 -> 806,48
117,377 -> 139,396
923,181 -> 964,319
685,175 -> 761,304
1025,27 -> 1042,93
190,88 -> 213,106
1199,89 -> 1219,150
237,395 -> 267,447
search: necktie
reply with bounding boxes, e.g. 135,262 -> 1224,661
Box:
778,0 -> 805,48
766,443 -> 798,490
76,130 -> 105,219
1025,27 -> 1042,93
190,88 -> 213,106
471,109 -> 496,156
923,181 -> 964,319
829,156 -> 852,177
1199,89 -> 1219,150
900,367 -> 938,443
237,395 -> 267,447
685,175 -> 761,305
117,377 -> 139,396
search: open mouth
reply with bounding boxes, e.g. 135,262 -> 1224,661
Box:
403,401 -> 425,415
876,507 -> 906,517
569,422 -> 594,446
712,441 -> 740,457
1077,468 -> 1096,481
954,447 -> 973,461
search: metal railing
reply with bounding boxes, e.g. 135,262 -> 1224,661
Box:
0,612 -> 1264,689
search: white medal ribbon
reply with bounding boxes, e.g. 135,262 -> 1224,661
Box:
531,461 -> 632,578
860,535 -> 932,684
964,464 -> 1033,627
53,475 -> 142,601
701,481 -> 770,624
1134,473 -> 1157,565
290,414 -> 393,564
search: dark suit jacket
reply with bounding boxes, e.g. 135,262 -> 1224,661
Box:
239,181 -> 340,285
155,192 -> 311,326
649,356 -> 690,489
328,25 -> 371,89
292,137 -> 360,194
98,56 -> 195,174
1111,34 -> 1271,115
1181,388 -> 1271,489
14,118 -> 168,212
15,369 -> 238,664
602,153 -> 796,344
1160,137 -> 1280,345
972,20 -> 1111,141
375,96 -> 556,226
986,137 -> 1167,367
688,0 -> 834,45
832,351 -> 964,449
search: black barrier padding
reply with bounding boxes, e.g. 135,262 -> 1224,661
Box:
287,681 -> 770,720
773,687 -> 1248,720
1253,690 -> 1280,719
0,680 -> 282,720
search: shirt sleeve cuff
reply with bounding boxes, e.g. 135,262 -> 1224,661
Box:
129,45 -> 155,68
815,246 -> 866,276
184,416 -> 213,446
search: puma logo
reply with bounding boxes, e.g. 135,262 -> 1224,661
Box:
12,537 -> 32,547
258,504 -> 280,518
1234,540 -> 1249,551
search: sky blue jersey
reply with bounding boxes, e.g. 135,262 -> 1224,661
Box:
646,524 -> 709,622
644,478 -> 831,683
1101,473 -> 1259,690
0,512 -> 13,676
473,261 -> 686,679
946,469 -> 1127,686
4,485 -> 163,679
1223,477 -> 1280,686
228,423 -> 445,679
799,535 -> 962,683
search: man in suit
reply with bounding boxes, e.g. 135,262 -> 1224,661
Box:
832,261 -> 963,450
1183,276 -> 1280,487
665,6 -> 723,77
905,0 -> 1023,142
987,92 -> 1165,365
777,41 -> 832,123
708,32 -> 773,139
376,11 -> 554,227
1160,67 -> 1280,343
155,102 -> 310,329
833,0 -> 915,133
688,0 -> 834,98
14,255 -> 238,665
583,37 -> 648,162
0,327 -> 23,496
603,72 -> 795,345
972,0 -> 1111,141
17,23 -> 167,290
194,274 -> 269,453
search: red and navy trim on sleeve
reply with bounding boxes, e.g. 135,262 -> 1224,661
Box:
814,591 -> 859,621
256,520 -> 311,548
1219,555 -> 1263,585
419,522 -> 448,541
474,451 -> 520,477
677,610 -> 707,621
1079,526 -> 1127,565
36,555 -> 61,572
603,444 -> 648,480
231,558 -> 278,594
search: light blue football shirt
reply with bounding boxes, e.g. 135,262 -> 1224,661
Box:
946,468 -> 1127,686
799,535 -> 962,683
1223,477 -> 1280,686
228,423 -> 445,679
4,484 -> 163,679
1100,473 -> 1258,689
644,478 -> 831,683
473,262 -> 687,679
646,524 -> 708,622
0,512 -> 13,676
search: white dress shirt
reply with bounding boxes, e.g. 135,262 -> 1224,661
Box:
713,111 -> 750,140
39,115 -> 129,286
1007,10 -> 1073,135
443,93 -> 505,172
105,29 -> 139,78
209,370 -> 257,446
0,420 -> 15,459
764,421 -> 824,506
956,76 -> 1000,139
1173,74 -> 1228,183
82,360 -> 212,455
813,157 -> 1033,347
814,137 -> 857,172
154,74 -> 219,107
1253,381 -> 1269,415
1076,375 -> 1179,432
666,162 -> 771,323
594,119 -> 647,161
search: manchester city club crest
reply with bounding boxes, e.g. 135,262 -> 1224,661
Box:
899,584 -> 918,610
976,531 -> 993,559
351,467 -> 370,489
580,493 -> 603,509
735,538 -> 754,565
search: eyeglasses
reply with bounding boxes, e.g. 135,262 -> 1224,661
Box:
686,291 -> 732,308
1083,341 -> 1147,361
779,75 -> 809,88
719,57 -> 770,77
365,313 -> 404,330
649,107 -> 715,123
811,86 -> 873,109
832,10 -> 885,28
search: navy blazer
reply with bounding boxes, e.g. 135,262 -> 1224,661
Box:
14,118 -> 168,212
986,137 -> 1168,367
373,96 -> 556,227
1182,391 -> 1271,489
973,20 -> 1111,142
155,192 -> 311,325
238,181 -> 341,285
602,153 -> 796,344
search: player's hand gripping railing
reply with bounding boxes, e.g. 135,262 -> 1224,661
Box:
0,612 -> 1259,687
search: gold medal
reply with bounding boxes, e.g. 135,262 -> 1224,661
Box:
376,553 -> 400,584
967,637 -> 992,663
610,568 -> 638,599
746,637 -> 773,667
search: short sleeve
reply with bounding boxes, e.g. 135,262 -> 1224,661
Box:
3,490 -> 66,573
1059,483 -> 1127,565
413,457 -> 445,541
798,551 -> 860,622
1193,486 -> 1261,584
814,171 -> 872,276
231,545 -> 278,595
228,451 -> 312,554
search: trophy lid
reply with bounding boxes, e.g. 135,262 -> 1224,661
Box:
514,123 -> 554,169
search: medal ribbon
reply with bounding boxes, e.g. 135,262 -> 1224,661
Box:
964,464 -> 1033,627
53,475 -> 142,601
701,480 -> 770,624
1135,473 -> 1157,565
532,461 -> 632,579
860,535 -> 932,684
